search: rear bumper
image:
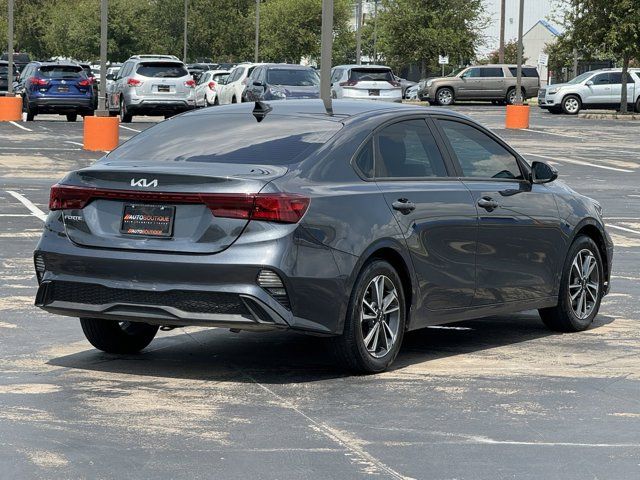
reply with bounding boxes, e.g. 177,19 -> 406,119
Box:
33,215 -> 347,335
128,99 -> 195,115
30,96 -> 94,113
341,90 -> 402,103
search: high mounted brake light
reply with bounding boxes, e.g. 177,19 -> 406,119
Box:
49,185 -> 310,224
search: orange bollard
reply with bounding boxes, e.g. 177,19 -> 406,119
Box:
0,95 -> 23,121
505,104 -> 530,129
83,115 -> 120,151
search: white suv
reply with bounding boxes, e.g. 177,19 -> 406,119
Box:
330,65 -> 402,102
538,68 -> 640,114
217,63 -> 264,104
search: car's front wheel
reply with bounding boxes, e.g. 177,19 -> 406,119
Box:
66,113 -> 77,122
80,318 -> 159,354
119,98 -> 133,123
561,95 -> 581,115
539,235 -> 604,332
435,87 -> 454,106
332,260 -> 406,373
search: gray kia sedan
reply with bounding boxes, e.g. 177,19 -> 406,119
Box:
34,100 -> 613,373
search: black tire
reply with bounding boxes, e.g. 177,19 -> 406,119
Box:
80,318 -> 159,354
635,97 -> 640,113
331,260 -> 406,373
561,95 -> 581,115
506,87 -> 524,105
435,87 -> 454,106
66,113 -> 77,122
213,96 -> 219,106
120,98 -> 133,123
539,235 -> 604,332
231,96 -> 237,104
24,98 -> 35,121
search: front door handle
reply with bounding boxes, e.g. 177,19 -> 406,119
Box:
392,199 -> 416,214
477,197 -> 499,211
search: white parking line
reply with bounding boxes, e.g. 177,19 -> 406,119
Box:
427,326 -> 473,331
1,147 -> 81,151
119,125 -> 141,133
5,191 -> 47,222
525,128 -> 581,139
0,214 -> 32,217
9,121 -> 32,132
64,140 -> 84,147
523,152 -> 634,173
608,224 -> 640,236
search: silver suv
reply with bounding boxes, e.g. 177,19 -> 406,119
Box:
107,55 -> 195,122
420,64 -> 540,106
538,68 -> 640,115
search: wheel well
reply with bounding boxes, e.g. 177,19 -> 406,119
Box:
574,224 -> 609,283
562,92 -> 582,104
367,248 -> 413,326
437,86 -> 453,94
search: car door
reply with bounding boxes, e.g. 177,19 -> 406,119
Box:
434,117 -> 564,306
480,66 -> 505,98
195,71 -> 209,106
584,72 -> 611,105
367,118 -> 478,318
609,72 -> 635,108
457,67 -> 482,99
219,67 -> 238,104
245,66 -> 263,101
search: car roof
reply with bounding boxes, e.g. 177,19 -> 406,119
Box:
260,63 -> 314,70
31,61 -> 83,68
185,99 -> 471,124
334,64 -> 393,70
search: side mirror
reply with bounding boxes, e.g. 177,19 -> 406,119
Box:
531,161 -> 558,184
253,81 -> 263,87
106,73 -> 114,80
585,80 -> 594,86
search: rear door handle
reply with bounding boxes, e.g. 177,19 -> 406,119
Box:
392,199 -> 416,214
477,197 -> 499,211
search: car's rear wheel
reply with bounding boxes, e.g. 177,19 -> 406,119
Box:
231,95 -> 237,104
80,318 -> 159,354
23,98 -> 35,121
435,87 -> 454,106
506,87 -> 525,105
562,95 -> 581,115
119,98 -> 133,123
66,113 -> 77,122
635,97 -> 640,113
539,235 -> 603,332
332,260 -> 406,373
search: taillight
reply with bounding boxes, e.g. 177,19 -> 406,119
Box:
127,78 -> 142,87
49,185 -> 310,224
208,81 -> 216,90
30,77 -> 49,86
78,78 -> 93,86
339,80 -> 358,87
184,79 -> 196,88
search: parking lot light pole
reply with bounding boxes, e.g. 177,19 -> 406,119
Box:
97,0 -> 108,115
505,0 -> 529,129
355,0 -> 362,65
183,0 -> 188,63
515,0 -> 524,105
0,0 -> 21,121
255,0 -> 260,63
320,0 -> 333,115
7,0 -> 14,96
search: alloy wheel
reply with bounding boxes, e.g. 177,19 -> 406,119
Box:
564,97 -> 580,114
437,89 -> 453,105
568,248 -> 599,320
360,275 -> 400,359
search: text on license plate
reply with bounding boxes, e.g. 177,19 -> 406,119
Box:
120,204 -> 175,237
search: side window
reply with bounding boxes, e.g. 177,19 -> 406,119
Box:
438,120 -> 523,180
462,68 -> 481,78
609,72 -> 634,84
354,140 -> 374,178
375,120 -> 448,179
508,67 -> 539,78
227,68 -> 240,83
120,62 -> 133,78
481,67 -> 504,77
331,68 -> 342,83
591,73 -> 610,85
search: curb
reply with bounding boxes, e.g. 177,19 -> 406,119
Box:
578,112 -> 640,120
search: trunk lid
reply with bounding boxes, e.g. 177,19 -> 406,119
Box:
60,162 -> 287,254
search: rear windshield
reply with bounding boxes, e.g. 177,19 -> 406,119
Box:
0,65 -> 18,74
108,113 -> 342,165
267,69 -> 319,86
508,67 -> 539,78
38,66 -> 84,79
136,62 -> 188,78
349,68 -> 394,82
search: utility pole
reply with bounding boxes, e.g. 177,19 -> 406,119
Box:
498,0 -> 505,63
7,0 -> 14,95
183,0 -> 188,63
372,0 -> 378,63
320,0 -> 333,115
515,0 -> 524,104
254,0 -> 260,63
97,0 -> 108,114
355,0 -> 362,65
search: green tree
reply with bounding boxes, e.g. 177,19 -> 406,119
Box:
258,0 -> 353,64
376,0 -> 487,77
485,40 -> 527,65
563,0 -> 640,113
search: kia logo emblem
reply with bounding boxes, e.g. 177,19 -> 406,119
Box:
130,178 -> 159,188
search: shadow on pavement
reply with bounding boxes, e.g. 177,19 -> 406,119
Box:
47,312 -> 615,385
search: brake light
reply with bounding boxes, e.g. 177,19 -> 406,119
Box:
78,78 -> 93,86
339,80 -> 358,87
208,81 -> 216,90
127,78 -> 143,87
30,77 -> 49,86
184,79 -> 196,88
49,185 -> 310,224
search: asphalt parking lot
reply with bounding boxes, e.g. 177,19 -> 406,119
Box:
1,106 -> 639,479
